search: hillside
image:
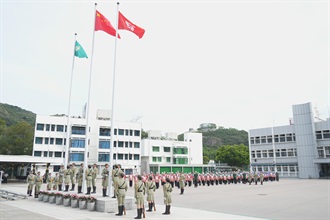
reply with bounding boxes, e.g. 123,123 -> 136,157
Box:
0,103 -> 36,127
202,127 -> 248,148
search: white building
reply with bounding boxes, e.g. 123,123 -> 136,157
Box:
249,102 -> 330,179
32,110 -> 142,174
140,130 -> 203,174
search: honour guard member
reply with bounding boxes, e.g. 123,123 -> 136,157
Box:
162,177 -> 172,215
34,171 -> 43,198
115,172 -> 128,216
179,172 -> 185,195
63,166 -> 71,192
70,163 -> 77,191
129,172 -> 133,187
77,163 -> 84,194
26,171 -> 35,197
53,173 -> 58,190
101,164 -> 110,197
58,165 -> 65,191
85,164 -> 93,195
260,172 -> 264,185
46,173 -> 53,190
134,175 -> 145,219
146,175 -> 156,212
92,163 -> 98,194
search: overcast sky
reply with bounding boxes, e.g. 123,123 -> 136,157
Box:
1,0 -> 329,134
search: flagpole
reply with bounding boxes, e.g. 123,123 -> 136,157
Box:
64,33 -> 77,169
108,1 -> 120,198
83,3 -> 97,194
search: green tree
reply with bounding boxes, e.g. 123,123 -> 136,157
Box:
0,121 -> 34,155
215,144 -> 249,167
203,156 -> 210,164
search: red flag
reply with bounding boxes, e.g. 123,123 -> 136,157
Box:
95,10 -> 120,39
118,11 -> 145,39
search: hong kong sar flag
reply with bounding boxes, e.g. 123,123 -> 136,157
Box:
118,11 -> 145,39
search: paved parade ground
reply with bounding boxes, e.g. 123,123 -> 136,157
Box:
0,178 -> 329,220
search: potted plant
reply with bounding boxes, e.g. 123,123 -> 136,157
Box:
63,194 -> 71,207
86,196 -> 97,211
37,191 -> 45,201
55,192 -> 63,205
78,195 -> 87,210
70,194 -> 79,208
43,191 -> 49,202
48,192 -> 56,204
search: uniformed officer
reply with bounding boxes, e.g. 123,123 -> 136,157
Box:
92,163 -> 98,194
260,172 -> 264,185
254,172 -> 259,185
46,173 -> 52,190
101,164 -> 110,197
112,164 -> 119,198
115,172 -> 128,216
162,177 -> 172,215
53,173 -> 58,190
146,175 -> 156,212
193,171 -> 198,187
134,175 -> 145,219
58,165 -> 65,191
85,164 -> 93,195
26,171 -> 35,197
179,172 -> 185,195
70,163 -> 77,191
77,163 -> 84,194
34,171 -> 43,198
64,166 -> 72,192
248,172 -> 252,185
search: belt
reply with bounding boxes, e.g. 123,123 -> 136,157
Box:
138,190 -> 143,192
114,175 -> 118,177
167,190 -> 171,192
66,174 -> 70,176
88,175 -> 91,176
119,188 -> 125,189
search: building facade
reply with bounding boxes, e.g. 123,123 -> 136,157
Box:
140,130 -> 203,174
32,110 -> 142,175
249,102 -> 330,178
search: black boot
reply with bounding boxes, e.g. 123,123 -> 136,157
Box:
134,208 -> 141,219
146,203 -> 152,212
64,185 -> 68,192
182,189 -> 184,194
102,189 -> 106,197
162,205 -> 168,215
92,186 -> 96,194
85,187 -> 91,195
29,190 -> 32,197
168,205 -> 171,214
112,190 -> 116,198
78,186 -> 82,194
115,206 -> 122,216
122,206 -> 125,215
70,184 -> 75,191
58,184 -> 62,191
27,189 -> 29,195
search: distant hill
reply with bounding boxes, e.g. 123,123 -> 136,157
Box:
202,127 -> 248,148
0,103 -> 36,127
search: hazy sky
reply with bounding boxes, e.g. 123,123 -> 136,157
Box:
1,0 -> 329,134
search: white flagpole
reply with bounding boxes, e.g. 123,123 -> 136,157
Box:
108,1 -> 120,197
83,3 -> 97,194
272,120 -> 277,173
64,33 -> 77,169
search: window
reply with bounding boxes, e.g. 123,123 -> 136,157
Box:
49,152 -> 53,157
44,151 -> 48,157
268,150 -> 274,157
118,154 -> 124,160
134,142 -> 140,148
99,128 -> 110,136
125,154 -> 128,160
157,157 -> 162,162
279,134 -> 285,142
118,129 -> 124,135
134,154 -> 140,160
166,157 -> 171,163
55,138 -> 63,145
287,148 -> 294,157
262,150 -> 267,158
114,141 -> 117,147
152,146 -> 160,152
289,166 -> 295,172
264,167 -> 269,171
46,124 -> 50,131
257,166 -> 262,171
114,129 -> 117,135
51,124 -> 55,131
129,130 -> 133,136
325,146 -> 330,158
72,126 -> 86,135
129,142 -> 133,148
36,123 -> 44,131
50,138 -> 54,145
283,166 -> 288,172
45,138 -> 49,144
34,151 -> 41,157
286,134 -> 293,142
164,147 -> 171,152
276,166 -> 281,171
251,151 -> 255,158
274,135 -> 279,143
118,141 -> 124,148
261,136 -> 266,143
98,154 -> 110,162
152,157 -> 157,162
125,142 -> 128,148
56,125 -> 64,132
256,150 -> 261,158
324,130 -> 330,139
53,165 -> 60,172
99,140 -> 110,149
71,139 -> 85,148
275,149 -> 280,157
134,130 -> 140,137
125,130 -> 129,136
267,136 -> 273,143
173,158 -> 188,164
255,137 -> 260,144
70,153 -> 84,161
113,154 -> 116,160
54,152 -> 62,157
173,147 -> 188,154
250,137 -> 254,145
35,137 -> 43,144
281,149 -> 287,157
129,154 -> 132,160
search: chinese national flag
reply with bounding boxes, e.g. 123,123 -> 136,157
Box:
95,10 -> 120,38
118,11 -> 145,39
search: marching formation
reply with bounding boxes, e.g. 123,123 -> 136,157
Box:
27,164 -> 279,219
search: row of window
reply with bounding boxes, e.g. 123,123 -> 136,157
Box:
36,124 -> 66,132
317,146 -> 330,158
251,148 -> 297,158
69,153 -> 140,162
152,146 -> 171,153
99,128 -> 140,137
34,151 -> 64,157
250,133 -> 296,145
316,130 -> 330,140
35,137 -> 66,145
251,165 -> 299,173
152,157 -> 171,163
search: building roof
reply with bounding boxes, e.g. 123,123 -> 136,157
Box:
0,155 -> 63,164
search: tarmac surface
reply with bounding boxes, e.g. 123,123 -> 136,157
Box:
0,178 -> 329,220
